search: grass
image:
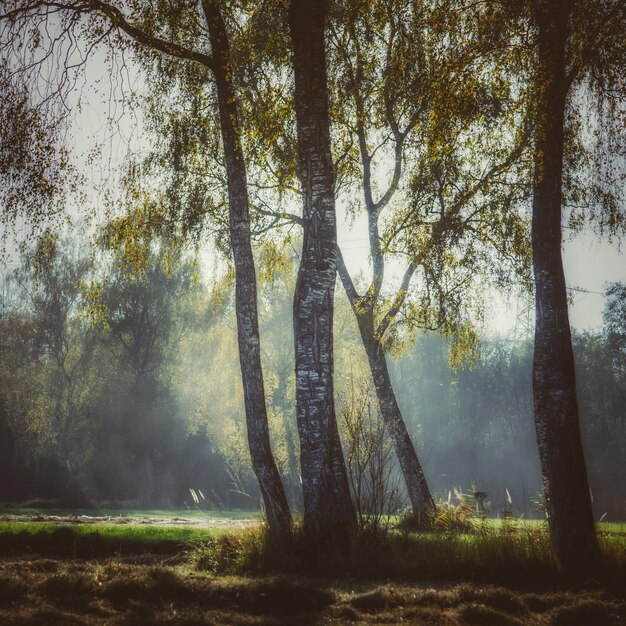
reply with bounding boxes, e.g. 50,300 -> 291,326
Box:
191,524 -> 626,589
478,518 -> 626,534
0,522 -> 232,560
0,559 -> 339,624
0,508 -> 261,558
0,520 -> 219,542
0,515 -> 624,624
0,558 -> 624,625
0,512 -> 623,586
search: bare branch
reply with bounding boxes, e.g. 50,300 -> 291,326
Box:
2,1 -> 215,69
375,258 -> 419,341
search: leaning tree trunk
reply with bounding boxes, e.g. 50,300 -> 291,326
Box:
337,252 -> 435,522
288,0 -> 356,539
531,0 -> 600,568
204,0 -> 292,538
358,319 -> 435,521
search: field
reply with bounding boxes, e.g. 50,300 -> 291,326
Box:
0,509 -> 624,624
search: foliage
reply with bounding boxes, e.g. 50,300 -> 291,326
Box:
603,282 -> 626,378
2,235 -> 98,489
1,238 -> 624,516
0,59 -> 74,251
0,0 -> 624,548
0,234 -> 229,506
429,493 -> 479,533
325,0 -> 533,363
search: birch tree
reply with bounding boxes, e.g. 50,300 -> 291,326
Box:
288,0 -> 356,538
524,0 -> 625,568
1,0 -> 292,536
327,0 -> 532,522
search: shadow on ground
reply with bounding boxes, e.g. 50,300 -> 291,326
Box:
0,557 -> 624,625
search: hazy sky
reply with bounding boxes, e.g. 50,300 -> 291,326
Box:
563,235 -> 624,329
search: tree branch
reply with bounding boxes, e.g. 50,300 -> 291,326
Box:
2,1 -> 215,69
375,258 -> 419,341
336,245 -> 360,306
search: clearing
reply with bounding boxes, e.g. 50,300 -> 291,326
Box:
0,510 -> 624,624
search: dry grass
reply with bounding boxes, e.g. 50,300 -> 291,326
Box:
0,558 -> 336,624
191,524 -> 626,592
0,557 -> 624,625
0,522 -> 624,624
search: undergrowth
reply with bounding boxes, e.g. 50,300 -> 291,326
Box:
0,516 -> 623,589
192,523 -> 625,588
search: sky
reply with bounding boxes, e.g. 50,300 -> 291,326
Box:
486,235 -> 625,335
563,235 -> 624,329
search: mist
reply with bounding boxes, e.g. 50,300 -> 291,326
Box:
1,235 -> 623,519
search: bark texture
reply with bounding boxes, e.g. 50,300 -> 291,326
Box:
288,0 -> 356,538
531,0 -> 600,567
204,0 -> 292,537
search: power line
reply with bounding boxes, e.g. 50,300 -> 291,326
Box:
567,285 -> 605,296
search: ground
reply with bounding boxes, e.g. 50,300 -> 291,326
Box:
1,557 -> 625,625
0,510 -> 624,625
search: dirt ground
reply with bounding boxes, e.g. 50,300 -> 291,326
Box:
0,513 -> 260,528
0,556 -> 624,625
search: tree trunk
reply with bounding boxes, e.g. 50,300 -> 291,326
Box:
288,0 -> 356,539
531,0 -> 600,568
203,1 -> 292,538
359,318 -> 436,521
337,251 -> 436,522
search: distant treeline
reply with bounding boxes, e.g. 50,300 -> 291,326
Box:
1,240 -> 624,517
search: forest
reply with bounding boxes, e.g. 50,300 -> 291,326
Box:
0,0 -> 625,624
1,244 -> 625,520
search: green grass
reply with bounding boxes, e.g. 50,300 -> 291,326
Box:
393,514 -> 626,534
0,519 -> 616,546
0,521 -> 221,543
0,515 -> 255,560
0,513 -> 623,549
0,511 -> 623,585
474,518 -> 626,534
598,521 -> 626,534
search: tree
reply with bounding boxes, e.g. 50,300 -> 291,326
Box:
287,0 -> 356,539
573,327 -> 626,519
1,0 -> 292,536
10,235 -> 97,500
604,282 -> 626,380
527,0 -> 625,567
0,58 -> 72,250
202,0 -> 292,536
326,0 -> 531,521
96,243 -> 195,505
201,0 -> 530,529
